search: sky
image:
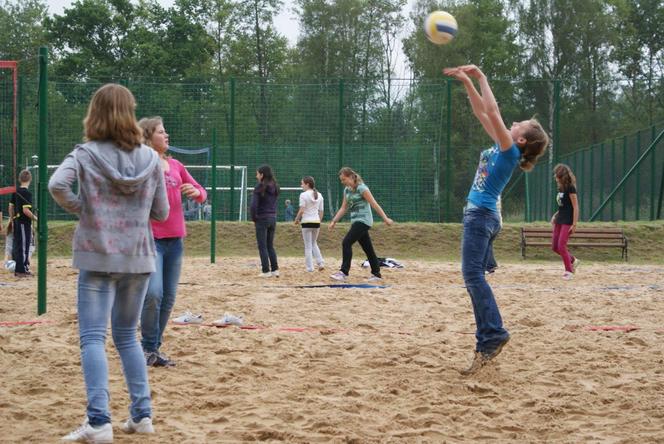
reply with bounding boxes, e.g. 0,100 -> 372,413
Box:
45,0 -> 414,77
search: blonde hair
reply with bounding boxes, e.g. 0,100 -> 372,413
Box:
137,116 -> 163,148
554,163 -> 576,191
338,167 -> 363,189
83,84 -> 143,151
518,119 -> 549,172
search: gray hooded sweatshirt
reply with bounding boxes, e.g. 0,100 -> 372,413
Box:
49,141 -> 169,273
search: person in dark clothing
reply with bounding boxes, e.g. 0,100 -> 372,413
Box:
250,164 -> 280,277
9,169 -> 37,277
551,163 -> 580,280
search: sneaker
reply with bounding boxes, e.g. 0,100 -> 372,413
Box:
562,271 -> 573,280
271,270 -> 280,277
212,313 -> 244,327
14,272 -> 33,278
317,264 -> 325,271
460,352 -> 490,376
144,351 -> 158,366
460,336 -> 510,375
153,352 -> 175,367
367,274 -> 383,282
330,271 -> 348,282
485,335 -> 510,360
259,272 -> 272,278
572,257 -> 580,273
172,311 -> 203,324
122,417 -> 154,434
62,419 -> 113,443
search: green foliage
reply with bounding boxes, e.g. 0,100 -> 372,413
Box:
0,0 -> 47,75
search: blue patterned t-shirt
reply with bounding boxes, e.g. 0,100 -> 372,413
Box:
467,143 -> 521,211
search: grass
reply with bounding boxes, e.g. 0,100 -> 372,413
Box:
44,220 -> 664,264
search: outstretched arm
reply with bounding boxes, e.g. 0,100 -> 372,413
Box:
460,65 -> 512,150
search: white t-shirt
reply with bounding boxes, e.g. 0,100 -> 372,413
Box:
299,189 -> 324,223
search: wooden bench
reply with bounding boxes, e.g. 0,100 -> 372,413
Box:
521,227 -> 628,261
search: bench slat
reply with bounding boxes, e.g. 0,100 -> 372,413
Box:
521,227 -> 628,261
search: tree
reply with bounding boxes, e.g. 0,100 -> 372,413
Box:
0,0 -> 48,75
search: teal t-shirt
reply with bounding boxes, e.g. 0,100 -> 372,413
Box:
344,183 -> 373,226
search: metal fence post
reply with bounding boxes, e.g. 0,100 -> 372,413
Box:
37,46 -> 48,315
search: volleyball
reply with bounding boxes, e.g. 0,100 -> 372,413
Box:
424,11 -> 458,45
4,260 -> 16,272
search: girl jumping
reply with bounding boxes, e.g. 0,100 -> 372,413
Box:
443,65 -> 549,375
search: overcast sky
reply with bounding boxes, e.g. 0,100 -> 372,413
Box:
45,0 -> 414,77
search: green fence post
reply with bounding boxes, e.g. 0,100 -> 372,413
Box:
622,136 -> 627,220
210,128 -> 217,263
610,139 -> 616,220
229,78 -> 235,221
445,79 -> 452,222
650,125 -> 656,220
37,46 -> 48,316
657,159 -> 664,220
525,172 -> 530,222
338,79 -> 344,205
17,75 -> 23,170
580,151 -> 585,220
599,143 -> 605,220
635,130 -> 641,219
589,146 -> 594,219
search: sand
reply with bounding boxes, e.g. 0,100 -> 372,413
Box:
1,257 -> 664,443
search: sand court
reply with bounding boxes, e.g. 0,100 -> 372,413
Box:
1,257 -> 664,442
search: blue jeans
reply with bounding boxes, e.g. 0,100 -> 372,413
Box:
255,217 -> 278,273
77,270 -> 152,426
461,207 -> 510,354
141,238 -> 183,353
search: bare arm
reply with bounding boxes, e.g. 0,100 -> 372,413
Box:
294,206 -> 304,224
443,68 -> 498,143
361,189 -> 394,225
570,193 -> 579,234
328,195 -> 348,230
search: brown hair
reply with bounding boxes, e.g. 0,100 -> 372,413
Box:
18,169 -> 32,183
554,163 -> 576,191
83,84 -> 142,151
137,116 -> 163,147
302,176 -> 318,200
338,167 -> 363,189
518,119 -> 549,172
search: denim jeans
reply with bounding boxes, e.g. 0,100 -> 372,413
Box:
461,207 -> 510,354
341,222 -> 380,277
77,270 -> 152,426
255,217 -> 278,273
141,237 -> 183,353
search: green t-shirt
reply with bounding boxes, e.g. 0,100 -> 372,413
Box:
344,183 -> 373,227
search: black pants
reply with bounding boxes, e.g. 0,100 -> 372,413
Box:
255,217 -> 278,273
12,220 -> 32,274
341,222 -> 380,277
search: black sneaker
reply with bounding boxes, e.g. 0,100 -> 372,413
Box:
485,335 -> 510,360
144,351 -> 158,366
153,352 -> 175,367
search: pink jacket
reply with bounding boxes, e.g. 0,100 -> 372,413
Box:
151,158 -> 207,239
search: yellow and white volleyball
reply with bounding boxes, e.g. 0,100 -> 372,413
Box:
424,11 -> 458,45
4,260 -> 16,272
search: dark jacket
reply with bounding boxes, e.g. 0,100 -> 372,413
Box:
250,182 -> 278,221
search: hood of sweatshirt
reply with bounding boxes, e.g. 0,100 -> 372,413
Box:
76,141 -> 160,195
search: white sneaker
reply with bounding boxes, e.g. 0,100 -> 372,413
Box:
121,417 -> 154,434
211,313 -> 244,327
62,420 -> 113,443
330,271 -> 348,281
259,272 -> 272,278
572,257 -> 580,273
562,271 -> 574,280
271,270 -> 280,277
367,275 -> 383,282
172,311 -> 203,324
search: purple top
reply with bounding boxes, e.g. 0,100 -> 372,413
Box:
250,182 -> 278,221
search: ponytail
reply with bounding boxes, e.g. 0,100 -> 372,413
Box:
518,119 -> 550,172
302,176 -> 318,200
